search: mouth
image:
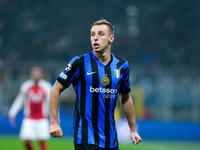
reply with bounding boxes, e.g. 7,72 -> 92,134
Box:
93,43 -> 99,49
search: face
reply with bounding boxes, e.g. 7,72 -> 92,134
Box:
90,24 -> 114,53
31,67 -> 43,83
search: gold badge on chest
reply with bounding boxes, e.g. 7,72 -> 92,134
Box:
101,74 -> 110,86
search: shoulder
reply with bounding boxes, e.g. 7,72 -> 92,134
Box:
112,54 -> 129,69
69,52 -> 90,65
20,79 -> 34,91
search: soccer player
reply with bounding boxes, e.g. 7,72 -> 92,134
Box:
8,67 -> 52,150
49,19 -> 142,150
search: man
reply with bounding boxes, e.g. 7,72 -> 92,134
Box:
8,67 -> 52,150
49,19 -> 142,150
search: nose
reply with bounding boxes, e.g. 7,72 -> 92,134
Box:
94,34 -> 98,41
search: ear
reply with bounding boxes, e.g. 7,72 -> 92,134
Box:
109,35 -> 115,43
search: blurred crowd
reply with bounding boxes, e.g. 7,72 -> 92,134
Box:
0,0 -> 199,66
0,0 -> 200,122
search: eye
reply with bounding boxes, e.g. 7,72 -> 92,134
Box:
99,32 -> 104,36
91,32 -> 95,36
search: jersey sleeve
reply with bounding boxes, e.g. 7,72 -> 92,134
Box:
8,83 -> 26,118
119,61 -> 131,93
57,56 -> 80,88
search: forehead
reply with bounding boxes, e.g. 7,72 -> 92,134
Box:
91,24 -> 109,33
31,68 -> 42,74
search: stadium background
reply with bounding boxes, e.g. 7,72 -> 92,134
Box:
0,0 -> 200,148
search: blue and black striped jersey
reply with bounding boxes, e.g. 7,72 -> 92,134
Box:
57,51 -> 131,148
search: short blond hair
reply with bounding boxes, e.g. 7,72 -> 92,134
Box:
91,19 -> 114,35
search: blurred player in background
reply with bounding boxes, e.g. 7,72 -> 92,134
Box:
49,19 -> 142,150
8,66 -> 52,150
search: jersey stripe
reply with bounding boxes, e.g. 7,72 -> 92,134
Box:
97,65 -> 106,147
116,56 -> 126,69
90,53 -> 100,145
79,56 -> 88,143
104,64 -> 111,148
85,54 -> 95,144
74,87 -> 80,143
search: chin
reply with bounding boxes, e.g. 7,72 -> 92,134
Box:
94,48 -> 105,53
93,49 -> 101,52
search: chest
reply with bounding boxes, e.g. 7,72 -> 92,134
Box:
83,61 -> 123,89
26,85 -> 46,102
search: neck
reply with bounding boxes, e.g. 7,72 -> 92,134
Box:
93,49 -> 111,65
34,80 -> 40,85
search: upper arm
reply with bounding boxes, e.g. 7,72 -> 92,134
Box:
119,62 -> 131,93
121,92 -> 132,105
57,57 -> 80,88
8,84 -> 27,118
51,80 -> 66,94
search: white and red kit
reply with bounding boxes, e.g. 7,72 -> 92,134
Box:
8,79 -> 52,140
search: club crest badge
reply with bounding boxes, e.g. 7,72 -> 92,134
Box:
101,74 -> 110,86
65,62 -> 72,71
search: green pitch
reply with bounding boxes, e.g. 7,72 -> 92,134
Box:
0,136 -> 200,150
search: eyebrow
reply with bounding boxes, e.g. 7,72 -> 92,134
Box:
91,30 -> 104,33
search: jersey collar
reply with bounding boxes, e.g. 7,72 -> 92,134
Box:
91,51 -> 113,67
